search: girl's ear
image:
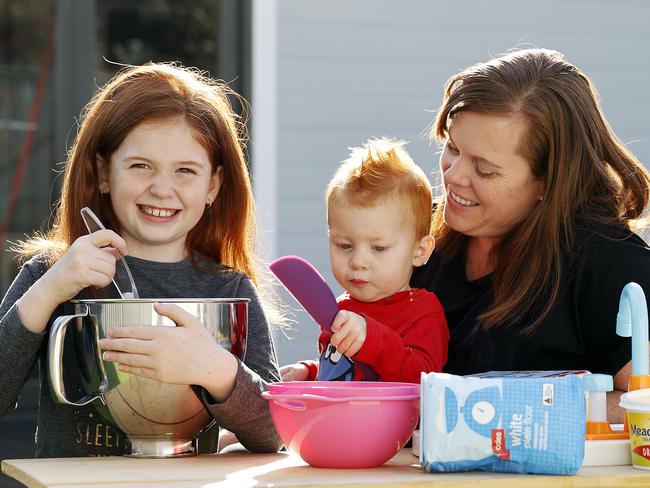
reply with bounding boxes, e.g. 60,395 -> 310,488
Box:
96,155 -> 110,194
412,235 -> 435,267
206,165 -> 224,206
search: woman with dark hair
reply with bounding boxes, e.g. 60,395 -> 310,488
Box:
412,48 -> 650,421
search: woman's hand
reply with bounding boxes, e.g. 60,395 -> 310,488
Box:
99,302 -> 239,402
330,310 -> 367,357
280,363 -> 309,381
17,230 -> 127,333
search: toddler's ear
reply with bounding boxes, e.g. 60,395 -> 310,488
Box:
412,235 -> 435,267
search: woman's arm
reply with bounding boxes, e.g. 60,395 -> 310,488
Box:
608,359 -> 631,423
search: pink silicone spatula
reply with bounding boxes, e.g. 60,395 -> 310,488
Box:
269,255 -> 378,380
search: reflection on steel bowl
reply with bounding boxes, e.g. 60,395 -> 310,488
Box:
48,298 -> 248,457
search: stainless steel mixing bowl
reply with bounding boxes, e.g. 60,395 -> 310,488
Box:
48,298 -> 248,457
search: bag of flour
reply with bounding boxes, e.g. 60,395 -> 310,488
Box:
420,372 -> 585,474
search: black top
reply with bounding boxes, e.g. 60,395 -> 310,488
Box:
411,220 -> 650,376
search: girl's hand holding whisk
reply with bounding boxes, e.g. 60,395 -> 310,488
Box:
17,230 -> 127,333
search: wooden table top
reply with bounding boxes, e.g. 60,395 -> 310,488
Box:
3,449 -> 650,488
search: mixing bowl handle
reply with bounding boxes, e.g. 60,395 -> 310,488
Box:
263,391 -> 419,404
48,304 -> 108,406
298,393 -> 419,402
272,399 -> 308,412
261,391 -> 308,411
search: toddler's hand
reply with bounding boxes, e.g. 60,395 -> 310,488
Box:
280,363 -> 309,381
330,310 -> 366,358
42,230 -> 128,304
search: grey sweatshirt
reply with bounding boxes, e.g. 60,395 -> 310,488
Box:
0,255 -> 282,457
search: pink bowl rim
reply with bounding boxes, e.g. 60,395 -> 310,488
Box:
262,391 -> 420,402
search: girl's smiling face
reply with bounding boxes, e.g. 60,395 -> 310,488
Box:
98,117 -> 222,262
439,111 -> 544,245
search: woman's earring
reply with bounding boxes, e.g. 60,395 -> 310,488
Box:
538,195 -> 544,202
206,198 -> 212,207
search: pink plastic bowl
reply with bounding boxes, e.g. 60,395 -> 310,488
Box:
262,382 -> 419,468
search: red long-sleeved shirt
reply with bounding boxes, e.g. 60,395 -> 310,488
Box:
304,288 -> 448,383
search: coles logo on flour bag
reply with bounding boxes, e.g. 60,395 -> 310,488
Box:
419,372 -> 585,475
